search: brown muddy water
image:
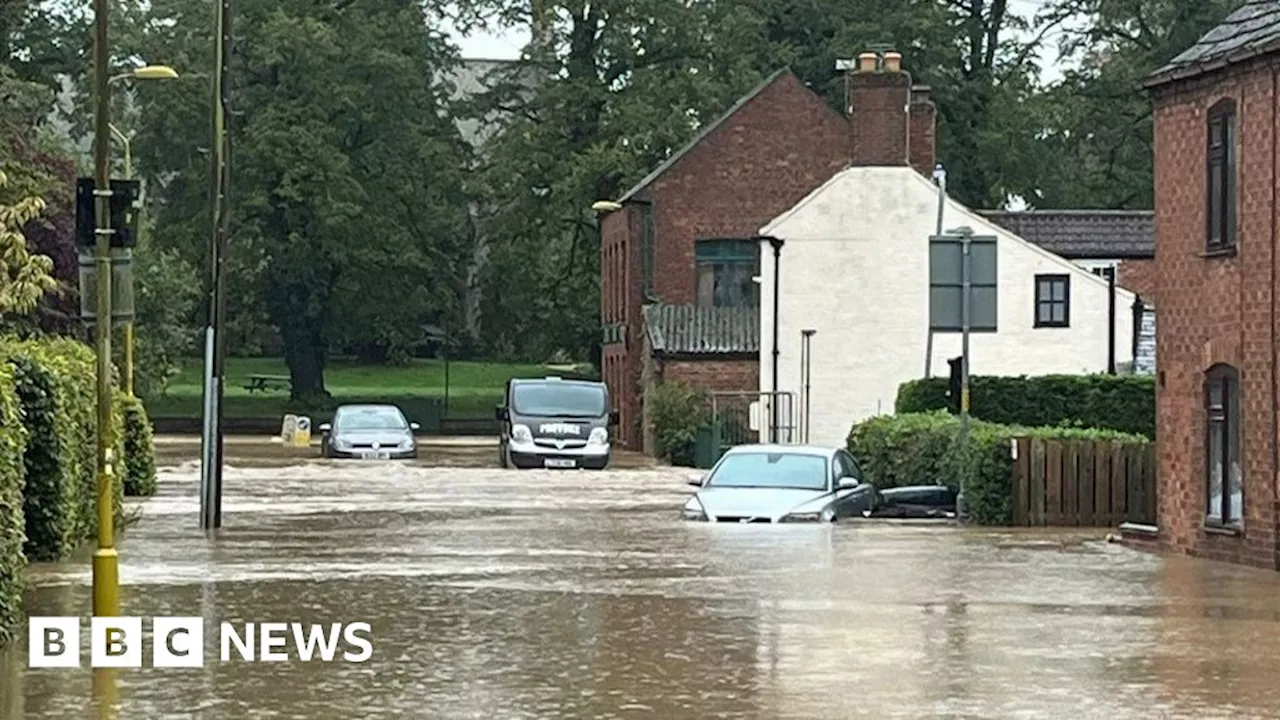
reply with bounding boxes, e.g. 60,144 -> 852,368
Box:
1,438 -> 1280,719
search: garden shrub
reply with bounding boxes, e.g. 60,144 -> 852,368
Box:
119,393 -> 157,497
0,362 -> 27,648
895,373 -> 1155,439
848,412 -> 1150,525
648,381 -> 710,466
2,338 -> 125,562
845,411 -> 960,490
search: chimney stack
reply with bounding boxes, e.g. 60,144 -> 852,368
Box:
842,49 -> 936,176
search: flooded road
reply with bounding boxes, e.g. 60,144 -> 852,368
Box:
3,439 -> 1280,719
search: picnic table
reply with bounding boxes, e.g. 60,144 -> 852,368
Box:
243,374 -> 291,393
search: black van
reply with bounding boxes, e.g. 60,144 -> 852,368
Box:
495,377 -> 618,470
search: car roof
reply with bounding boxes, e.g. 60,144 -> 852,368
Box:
721,443 -> 836,458
335,404 -> 403,413
511,377 -> 604,387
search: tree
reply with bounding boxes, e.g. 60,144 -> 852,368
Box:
0,168 -> 58,318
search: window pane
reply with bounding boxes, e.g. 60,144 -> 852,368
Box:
696,264 -> 715,307
1228,380 -> 1242,522
1037,280 -> 1050,299
1051,304 -> 1065,324
1051,281 -> 1066,301
1210,163 -> 1223,243
1207,421 -> 1224,520
1037,303 -> 1051,324
1208,380 -> 1223,408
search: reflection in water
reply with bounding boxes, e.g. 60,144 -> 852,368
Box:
0,461 -> 1278,718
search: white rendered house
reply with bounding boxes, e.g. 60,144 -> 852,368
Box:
757,166 -> 1137,448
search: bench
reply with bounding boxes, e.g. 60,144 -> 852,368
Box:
243,374 -> 291,393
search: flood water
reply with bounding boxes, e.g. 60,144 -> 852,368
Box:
3,439 -> 1280,719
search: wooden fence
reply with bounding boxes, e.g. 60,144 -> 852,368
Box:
1011,437 -> 1156,527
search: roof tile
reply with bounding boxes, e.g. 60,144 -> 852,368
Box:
976,210 -> 1154,259
1148,1 -> 1280,85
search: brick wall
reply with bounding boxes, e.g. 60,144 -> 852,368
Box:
660,357 -> 760,391
1150,59 -> 1278,570
1118,258 -> 1158,302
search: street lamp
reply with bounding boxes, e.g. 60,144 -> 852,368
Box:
591,200 -> 622,213
107,64 -> 179,397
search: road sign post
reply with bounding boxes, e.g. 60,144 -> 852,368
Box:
929,227 -> 997,520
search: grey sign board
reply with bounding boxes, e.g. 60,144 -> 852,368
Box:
929,234 -> 997,332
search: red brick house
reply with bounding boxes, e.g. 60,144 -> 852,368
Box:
597,56 -> 939,450
1145,4 -> 1280,568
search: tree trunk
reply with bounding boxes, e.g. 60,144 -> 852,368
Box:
283,322 -> 328,401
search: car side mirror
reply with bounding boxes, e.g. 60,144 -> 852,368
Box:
686,472 -> 705,487
409,422 -> 421,431
318,423 -> 331,433
609,410 -> 620,426
494,405 -> 507,421
837,476 -> 861,489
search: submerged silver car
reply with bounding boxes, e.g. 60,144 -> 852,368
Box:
319,404 -> 420,459
683,444 -> 877,523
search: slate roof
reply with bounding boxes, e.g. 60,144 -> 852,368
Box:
618,69 -> 792,203
1147,1 -> 1280,87
643,303 -> 759,355
976,210 -> 1154,259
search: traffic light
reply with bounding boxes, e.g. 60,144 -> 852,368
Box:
946,356 -> 963,414
75,177 -> 142,248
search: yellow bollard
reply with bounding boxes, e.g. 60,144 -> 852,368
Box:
93,667 -> 119,720
293,416 -> 311,448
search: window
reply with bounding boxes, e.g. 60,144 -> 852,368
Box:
1089,265 -> 1116,284
1034,274 -> 1070,328
1205,365 -> 1242,527
639,202 -> 655,297
1206,99 -> 1237,252
695,239 -> 759,308
835,451 -> 862,483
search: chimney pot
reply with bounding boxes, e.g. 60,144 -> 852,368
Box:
883,51 -> 902,72
857,52 -> 878,73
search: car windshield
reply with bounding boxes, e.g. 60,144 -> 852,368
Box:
511,382 -> 606,417
706,452 -> 829,491
337,408 -> 406,431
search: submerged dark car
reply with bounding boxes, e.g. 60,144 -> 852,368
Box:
683,444 -> 877,523
319,404 -> 420,460
868,485 -> 957,519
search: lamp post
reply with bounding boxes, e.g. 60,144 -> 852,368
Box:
107,64 -> 178,397
90,0 -> 118,619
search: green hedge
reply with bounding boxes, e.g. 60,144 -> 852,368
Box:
3,339 -> 125,562
648,381 -> 710,466
0,362 -> 27,648
895,373 -> 1155,439
847,411 -> 1149,525
120,393 -> 157,497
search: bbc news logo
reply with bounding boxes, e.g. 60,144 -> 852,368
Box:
29,617 -> 373,668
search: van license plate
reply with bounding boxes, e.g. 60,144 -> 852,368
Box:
544,458 -> 576,468
360,451 -> 391,460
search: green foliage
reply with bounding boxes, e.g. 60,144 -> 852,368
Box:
0,361 -> 27,648
119,394 -> 157,497
127,213 -> 201,400
847,411 -> 1148,525
895,373 -> 1155,439
1,338 -> 127,562
648,382 -> 710,466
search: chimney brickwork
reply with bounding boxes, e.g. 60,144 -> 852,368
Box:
844,49 -> 936,175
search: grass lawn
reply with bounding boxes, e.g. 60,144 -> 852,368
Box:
144,356 -> 591,422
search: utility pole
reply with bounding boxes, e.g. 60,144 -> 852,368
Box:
90,0 -> 120,617
956,225 -> 973,519
201,0 -> 232,530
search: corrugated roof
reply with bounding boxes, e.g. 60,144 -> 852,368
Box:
617,69 -> 792,203
1147,1 -> 1280,87
976,210 -> 1154,259
643,303 -> 759,355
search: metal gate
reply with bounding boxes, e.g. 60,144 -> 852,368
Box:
703,391 -> 796,466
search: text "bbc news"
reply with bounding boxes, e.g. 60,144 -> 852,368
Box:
28,617 -> 374,668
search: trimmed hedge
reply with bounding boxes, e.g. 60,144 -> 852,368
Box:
0,362 -> 27,648
847,411 -> 1149,525
895,373 -> 1155,439
2,338 -> 126,562
120,393 -> 157,497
